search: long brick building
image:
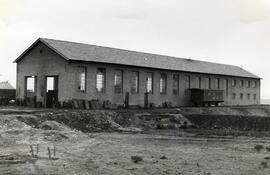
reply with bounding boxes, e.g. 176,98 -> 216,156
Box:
14,38 -> 261,107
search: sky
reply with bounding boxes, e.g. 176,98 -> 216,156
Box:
0,0 -> 270,98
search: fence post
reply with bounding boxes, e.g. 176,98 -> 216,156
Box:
47,147 -> 51,159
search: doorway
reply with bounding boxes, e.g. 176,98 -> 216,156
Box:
45,76 -> 58,108
25,76 -> 37,106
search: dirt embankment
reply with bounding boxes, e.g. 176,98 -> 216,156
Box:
15,110 -> 192,133
185,114 -> 270,131
180,106 -> 270,131
1,106 -> 270,174
33,105 -> 270,132
2,105 -> 270,135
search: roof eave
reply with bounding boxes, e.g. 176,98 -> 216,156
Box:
68,59 -> 261,79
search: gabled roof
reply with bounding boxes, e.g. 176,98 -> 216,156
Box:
14,38 -> 260,79
0,81 -> 15,90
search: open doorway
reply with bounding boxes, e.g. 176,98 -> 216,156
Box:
45,76 -> 58,108
25,76 -> 37,106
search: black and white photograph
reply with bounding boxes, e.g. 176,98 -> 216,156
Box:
0,0 -> 270,174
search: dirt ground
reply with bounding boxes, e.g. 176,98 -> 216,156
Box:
1,106 -> 270,175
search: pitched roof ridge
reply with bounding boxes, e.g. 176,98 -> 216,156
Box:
0,81 -> 15,90
40,38 -> 240,68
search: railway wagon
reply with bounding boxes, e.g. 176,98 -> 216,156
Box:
0,89 -> 16,105
190,88 -> 224,106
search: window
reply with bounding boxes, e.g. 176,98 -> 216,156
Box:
240,93 -> 244,100
232,93 -> 236,100
253,81 -> 257,88
96,68 -> 105,93
247,93 -> 250,100
160,73 -> 167,94
146,72 -> 153,93
114,70 -> 123,94
247,81 -> 251,88
173,74 -> 179,95
225,79 -> 229,96
195,76 -> 201,89
206,77 -> 211,89
78,67 -> 86,92
232,79 -> 236,87
185,75 -> 191,95
240,80 -> 244,87
254,94 -> 257,100
131,71 -> 139,94
186,75 -> 191,88
215,78 -> 220,89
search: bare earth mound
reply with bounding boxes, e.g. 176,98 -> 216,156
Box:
0,105 -> 270,174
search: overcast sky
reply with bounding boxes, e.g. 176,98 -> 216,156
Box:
1,0 -> 270,98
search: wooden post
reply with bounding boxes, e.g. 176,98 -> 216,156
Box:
47,147 -> 51,159
36,144 -> 39,155
53,145 -> 56,157
125,92 -> 129,108
30,145 -> 34,157
144,92 -> 148,108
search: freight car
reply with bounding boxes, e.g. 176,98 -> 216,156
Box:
0,89 -> 16,104
190,88 -> 224,106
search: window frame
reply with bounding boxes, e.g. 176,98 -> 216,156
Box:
184,75 -> 191,95
195,76 -> 201,89
253,94 -> 257,100
77,67 -> 87,93
225,79 -> 229,96
247,93 -> 250,100
240,93 -> 244,100
217,78 -> 220,89
232,79 -> 236,87
232,93 -> 236,100
114,69 -> 123,94
131,71 -> 139,94
239,80 -> 244,87
186,75 -> 191,88
254,81 -> 257,88
247,80 -> 251,88
96,68 -> 106,93
146,72 -> 154,94
206,77 -> 211,89
172,74 -> 180,95
160,73 -> 167,94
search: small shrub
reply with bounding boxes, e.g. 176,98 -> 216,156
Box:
131,156 -> 143,163
254,144 -> 264,152
266,147 -> 270,152
261,161 -> 268,168
204,172 -> 212,175
160,156 -> 167,159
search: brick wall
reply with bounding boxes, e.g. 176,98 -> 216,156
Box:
17,43 -> 261,107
